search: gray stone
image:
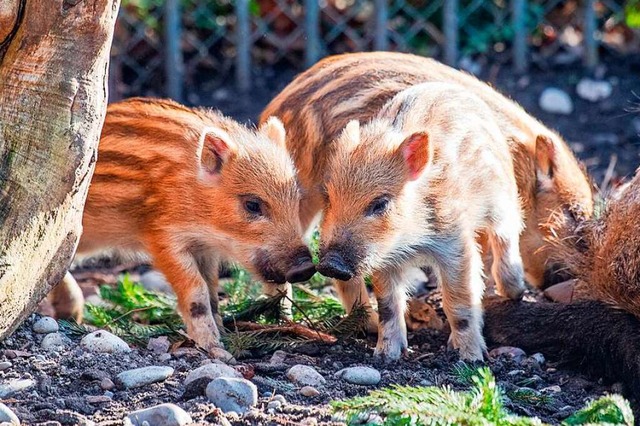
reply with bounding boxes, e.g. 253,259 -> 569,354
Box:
299,386 -> 320,397
184,363 -> 241,387
286,365 -> 326,387
539,88 -> 573,115
100,378 -> 115,391
0,379 -> 35,399
269,350 -> 288,364
206,378 -> 258,414
41,333 -> 69,351
576,78 -> 612,102
33,317 -> 59,334
335,366 -> 381,386
81,330 -> 131,354
140,270 -> 173,294
530,353 -> 546,366
0,362 -> 11,371
489,346 -> 526,364
147,336 -> 171,354
116,366 -> 174,389
272,394 -> 286,404
267,400 -> 282,411
124,403 -> 192,426
593,132 -> 620,146
0,403 -> 19,425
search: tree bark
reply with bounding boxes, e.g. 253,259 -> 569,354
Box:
0,0 -> 120,340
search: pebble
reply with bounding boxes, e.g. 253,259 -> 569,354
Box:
100,378 -> 115,391
489,346 -> 526,364
184,363 -> 241,386
206,377 -> 258,414
182,363 -> 243,399
124,403 -> 192,426
286,365 -> 326,387
116,366 -> 174,389
335,366 -> 381,386
0,379 -> 36,399
0,402 -> 19,425
269,350 -> 288,364
81,330 -> 131,354
299,386 -> 320,397
140,270 -> 174,294
40,333 -> 69,351
147,336 -> 171,354
593,132 -> 620,146
544,279 -> 577,303
272,394 -> 286,404
32,317 -> 59,334
530,353 -> 546,366
86,395 -> 112,404
542,385 -> 562,393
267,400 -> 282,411
539,88 -> 573,115
576,78 -> 612,102
104,391 -> 115,399
0,362 -> 11,371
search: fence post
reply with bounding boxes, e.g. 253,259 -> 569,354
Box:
583,0 -> 598,70
374,0 -> 388,51
511,0 -> 528,73
443,0 -> 458,66
305,0 -> 321,67
235,0 -> 251,92
164,0 -> 184,102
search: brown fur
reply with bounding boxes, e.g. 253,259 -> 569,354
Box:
51,97 -> 314,359
316,83 -> 526,361
549,168 -> 640,318
260,51 -> 594,290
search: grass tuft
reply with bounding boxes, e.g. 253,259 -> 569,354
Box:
331,367 -> 634,426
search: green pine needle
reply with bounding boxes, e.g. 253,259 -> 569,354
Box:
332,368 -> 634,426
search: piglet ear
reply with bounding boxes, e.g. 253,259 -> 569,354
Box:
259,116 -> 287,148
340,120 -> 361,151
197,127 -> 237,176
398,131 -> 431,181
535,134 -> 555,180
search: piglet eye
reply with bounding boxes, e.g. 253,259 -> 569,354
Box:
244,199 -> 263,216
366,196 -> 390,217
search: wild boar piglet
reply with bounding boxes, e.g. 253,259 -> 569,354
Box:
317,83 -> 525,361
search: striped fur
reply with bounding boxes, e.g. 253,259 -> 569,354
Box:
316,83 -> 525,361
260,52 -> 594,338
53,97 -> 312,359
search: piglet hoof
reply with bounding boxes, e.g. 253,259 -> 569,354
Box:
447,334 -> 486,362
498,282 -> 526,301
373,340 -> 407,363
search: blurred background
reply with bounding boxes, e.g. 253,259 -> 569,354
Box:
108,0 -> 640,184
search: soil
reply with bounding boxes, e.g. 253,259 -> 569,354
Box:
1,293 -> 618,426
3,56 -> 639,425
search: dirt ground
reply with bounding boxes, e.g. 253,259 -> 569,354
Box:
0,290 -> 619,425
2,56 -> 639,425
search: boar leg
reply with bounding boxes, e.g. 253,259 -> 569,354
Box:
193,250 -> 223,331
263,282 -> 293,318
371,268 -> 410,361
49,271 -> 85,323
488,211 -> 526,300
334,276 -> 379,333
150,241 -> 234,362
439,237 -> 487,361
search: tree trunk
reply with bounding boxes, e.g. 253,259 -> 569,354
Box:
0,0 -> 120,340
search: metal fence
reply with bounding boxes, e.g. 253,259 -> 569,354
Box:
109,0 -> 634,102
